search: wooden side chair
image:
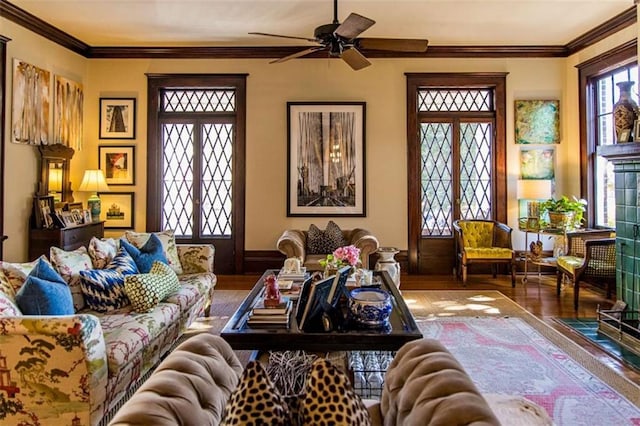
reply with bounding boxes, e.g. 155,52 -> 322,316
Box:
556,230 -> 616,310
453,219 -> 516,287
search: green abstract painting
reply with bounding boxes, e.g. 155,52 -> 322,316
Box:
520,147 -> 554,179
515,100 -> 560,144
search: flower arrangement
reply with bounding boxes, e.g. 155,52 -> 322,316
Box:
319,245 -> 361,269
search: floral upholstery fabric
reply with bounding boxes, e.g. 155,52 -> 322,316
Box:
177,244 -> 215,274
88,237 -> 119,269
50,245 -> 94,311
0,242 -> 216,426
0,256 -> 46,294
125,230 -> 184,275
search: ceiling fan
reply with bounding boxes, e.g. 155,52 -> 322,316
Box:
250,0 -> 429,71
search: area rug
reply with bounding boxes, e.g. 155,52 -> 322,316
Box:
204,290 -> 640,425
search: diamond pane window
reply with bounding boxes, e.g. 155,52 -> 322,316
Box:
420,122 -> 453,236
162,123 -> 194,236
459,122 -> 492,219
418,89 -> 492,112
162,89 -> 235,112
201,124 -> 233,237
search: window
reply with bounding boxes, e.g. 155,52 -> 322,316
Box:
579,42 -> 637,228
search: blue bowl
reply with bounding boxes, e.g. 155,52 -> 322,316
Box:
349,288 -> 392,327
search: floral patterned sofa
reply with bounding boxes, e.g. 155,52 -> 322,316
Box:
0,231 -> 216,426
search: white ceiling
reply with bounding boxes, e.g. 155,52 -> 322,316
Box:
9,0 -> 636,48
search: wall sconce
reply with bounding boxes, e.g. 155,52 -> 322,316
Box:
78,170 -> 110,222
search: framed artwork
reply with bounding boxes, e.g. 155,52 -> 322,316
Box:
634,120 -> 640,142
620,129 -> 632,143
99,145 -> 135,185
98,192 -> 134,229
54,75 -> 84,150
287,102 -> 366,217
520,147 -> 554,180
99,97 -> 136,139
34,195 -> 55,229
12,59 -> 51,145
514,100 -> 560,144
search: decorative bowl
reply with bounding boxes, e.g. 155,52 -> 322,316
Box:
349,288 -> 392,327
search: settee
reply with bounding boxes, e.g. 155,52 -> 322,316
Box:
0,231 -> 216,426
277,221 -> 379,270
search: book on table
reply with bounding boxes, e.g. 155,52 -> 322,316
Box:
247,296 -> 293,327
251,297 -> 292,315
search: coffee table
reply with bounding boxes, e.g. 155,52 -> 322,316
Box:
221,270 -> 422,352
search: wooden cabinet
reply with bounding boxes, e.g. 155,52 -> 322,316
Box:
28,221 -> 104,260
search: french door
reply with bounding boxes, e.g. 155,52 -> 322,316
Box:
406,73 -> 507,275
147,74 -> 247,274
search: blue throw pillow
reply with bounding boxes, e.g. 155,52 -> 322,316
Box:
79,247 -> 139,312
16,259 -> 74,315
120,234 -> 168,273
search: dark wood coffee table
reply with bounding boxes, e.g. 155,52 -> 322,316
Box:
221,270 -> 422,352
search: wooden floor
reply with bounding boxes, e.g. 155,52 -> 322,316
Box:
216,272 -> 640,386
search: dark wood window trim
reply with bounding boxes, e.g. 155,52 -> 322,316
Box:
0,35 -> 9,259
577,40 -> 637,227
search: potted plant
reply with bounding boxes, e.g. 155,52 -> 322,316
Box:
539,196 -> 587,230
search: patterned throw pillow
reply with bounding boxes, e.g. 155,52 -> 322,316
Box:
125,230 -> 183,275
124,261 -> 180,313
0,256 -> 46,294
120,234 -> 168,273
79,247 -> 139,312
301,358 -> 371,426
50,246 -> 93,311
306,221 -> 348,255
88,237 -> 119,269
0,291 -> 21,316
220,361 -> 291,426
0,270 -> 15,301
15,258 -> 74,315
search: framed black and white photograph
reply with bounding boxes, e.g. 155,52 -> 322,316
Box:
34,195 -> 55,229
99,145 -> 135,185
98,192 -> 134,229
287,102 -> 366,217
99,97 -> 136,139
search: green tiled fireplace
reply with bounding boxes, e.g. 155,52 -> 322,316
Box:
599,143 -> 640,312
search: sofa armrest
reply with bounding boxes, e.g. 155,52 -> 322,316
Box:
0,314 -> 109,426
177,244 -> 215,274
381,338 -> 500,426
277,229 -> 307,260
347,228 -> 379,269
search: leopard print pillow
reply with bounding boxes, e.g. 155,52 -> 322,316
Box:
220,361 -> 291,425
307,221 -> 348,255
301,358 -> 372,425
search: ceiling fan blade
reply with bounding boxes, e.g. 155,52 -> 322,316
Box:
249,32 -> 317,43
335,13 -> 375,40
270,46 -> 325,64
341,48 -> 371,71
357,38 -> 429,52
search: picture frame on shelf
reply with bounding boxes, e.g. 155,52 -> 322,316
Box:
98,192 -> 134,229
618,129 -> 631,143
34,195 -> 55,229
99,97 -> 136,139
59,211 -> 77,227
66,201 -> 83,211
99,145 -> 135,185
287,102 -> 366,217
82,209 -> 92,224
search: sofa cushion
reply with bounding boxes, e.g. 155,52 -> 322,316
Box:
121,234 -> 168,273
0,256 -> 46,294
306,221 -> 348,255
80,247 -> 139,312
221,360 -> 291,425
16,258 -> 74,315
125,230 -> 183,274
125,261 -> 180,313
88,237 -> 119,269
50,246 -> 93,311
0,270 -> 15,301
0,291 -> 21,315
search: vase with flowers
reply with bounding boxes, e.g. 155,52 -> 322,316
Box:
319,245 -> 361,278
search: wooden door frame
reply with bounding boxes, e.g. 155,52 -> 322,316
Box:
405,73 -> 507,274
0,36 -> 9,259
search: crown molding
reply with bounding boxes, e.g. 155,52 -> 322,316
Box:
0,1 -> 635,59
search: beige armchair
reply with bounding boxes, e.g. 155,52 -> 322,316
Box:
277,228 -> 379,270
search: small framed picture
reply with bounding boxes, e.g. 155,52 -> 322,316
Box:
99,145 -> 135,185
60,211 -> 76,227
71,209 -> 83,224
634,120 -> 640,142
618,129 -> 631,143
99,97 -> 136,139
98,192 -> 134,229
34,195 -> 55,229
82,209 -> 92,224
67,201 -> 83,211
50,212 -> 66,228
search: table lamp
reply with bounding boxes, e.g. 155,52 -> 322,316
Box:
78,170 -> 110,222
517,179 -> 552,225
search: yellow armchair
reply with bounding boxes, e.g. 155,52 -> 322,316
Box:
453,219 -> 516,286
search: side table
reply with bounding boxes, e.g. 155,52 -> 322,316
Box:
520,225 -> 564,285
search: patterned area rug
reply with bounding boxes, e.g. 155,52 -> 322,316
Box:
203,290 -> 640,425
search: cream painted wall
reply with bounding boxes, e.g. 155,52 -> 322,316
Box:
2,16 -> 637,262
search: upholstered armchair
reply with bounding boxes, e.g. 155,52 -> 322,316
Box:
453,219 -> 516,286
556,230 -> 616,310
277,226 -> 379,271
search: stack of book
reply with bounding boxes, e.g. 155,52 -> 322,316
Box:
247,296 -> 292,328
277,267 -> 308,281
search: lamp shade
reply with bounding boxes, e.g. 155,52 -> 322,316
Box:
517,179 -> 552,200
48,168 -> 62,192
78,170 -> 110,193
